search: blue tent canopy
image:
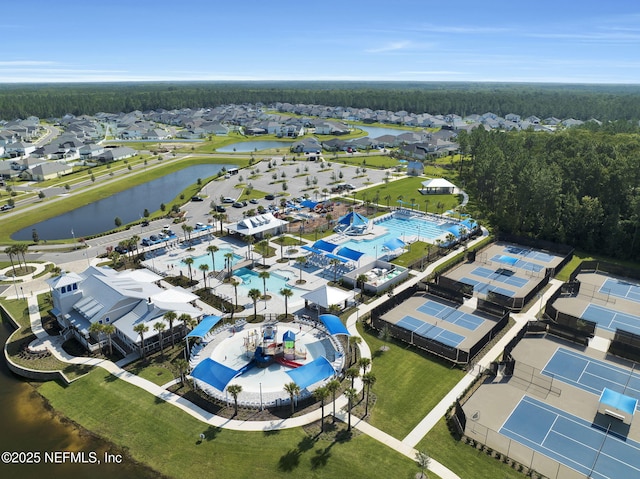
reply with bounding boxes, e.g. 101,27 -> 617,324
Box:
191,358 -> 238,391
325,253 -> 347,263
447,225 -> 463,237
186,315 -> 222,338
319,314 -> 350,336
383,237 -> 406,251
336,246 -> 365,261
599,387 -> 637,416
313,239 -> 339,253
461,219 -> 477,230
337,211 -> 369,226
301,200 -> 318,209
285,356 -> 335,389
302,245 -> 324,255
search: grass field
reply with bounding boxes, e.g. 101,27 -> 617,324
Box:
358,323 -> 465,439
37,369 -> 422,479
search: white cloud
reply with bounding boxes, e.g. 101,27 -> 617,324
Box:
365,41 -> 412,53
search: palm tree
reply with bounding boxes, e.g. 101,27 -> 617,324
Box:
283,381 -> 301,416
384,194 -> 391,209
224,252 -> 234,277
415,451 -> 431,479
206,244 -> 219,272
296,256 -> 307,282
326,378 -> 340,423
256,240 -> 268,266
244,234 -> 255,260
185,225 -> 194,243
89,322 -> 104,351
153,321 -> 166,357
279,288 -> 293,319
183,257 -> 194,281
179,313 -> 196,331
345,366 -> 360,389
199,263 -> 209,288
362,372 -> 377,415
410,197 -> 416,211
248,288 -> 261,319
102,323 -> 116,356
175,358 -> 189,385
325,213 -> 333,231
4,245 -> 17,276
181,223 -> 189,242
358,357 -> 371,377
15,243 -> 28,269
379,324 -> 392,351
356,274 -> 367,301
227,384 -> 243,417
344,387 -> 357,431
329,258 -> 341,283
313,386 -> 330,433
133,323 -> 149,358
163,311 -> 178,347
259,271 -> 270,298
349,335 -> 362,365
230,278 -> 240,310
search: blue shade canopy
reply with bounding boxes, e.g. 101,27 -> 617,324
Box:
191,358 -> 238,391
325,253 -> 347,263
599,387 -> 637,416
301,245 -> 324,255
285,356 -> 335,389
186,315 -> 222,338
383,237 -> 406,251
336,246 -> 365,261
301,200 -> 318,209
337,211 -> 369,226
319,314 -> 350,336
313,239 -> 339,253
461,219 -> 477,230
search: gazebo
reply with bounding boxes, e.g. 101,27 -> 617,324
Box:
301,284 -> 354,312
420,178 -> 457,195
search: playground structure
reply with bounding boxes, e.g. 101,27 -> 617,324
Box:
243,323 -> 308,368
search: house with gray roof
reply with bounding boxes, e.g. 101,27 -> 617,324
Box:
22,161 -> 73,181
97,146 -> 136,162
46,267 -> 201,356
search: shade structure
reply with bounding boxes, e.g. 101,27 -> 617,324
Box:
336,246 -> 365,261
313,239 -> 339,253
598,387 -> 637,424
461,218 -> 478,230
325,253 -> 348,263
191,358 -> 239,391
301,199 -> 318,209
301,245 -> 324,255
319,314 -> 350,336
301,285 -> 354,309
383,237 -> 406,251
186,315 -> 222,338
337,211 -> 369,226
285,356 -> 335,389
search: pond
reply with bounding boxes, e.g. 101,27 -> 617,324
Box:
12,164 -> 233,241
357,125 -> 417,138
216,140 -> 293,153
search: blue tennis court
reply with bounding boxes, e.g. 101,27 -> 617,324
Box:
500,395 -> 640,479
461,277 -> 515,297
600,278 -> 640,304
541,348 -> 640,406
581,304 -> 640,335
395,315 -> 465,347
471,266 -> 529,288
416,300 -> 485,331
491,254 -> 544,272
504,246 -> 557,263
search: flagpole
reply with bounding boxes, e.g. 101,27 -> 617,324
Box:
71,228 -> 76,249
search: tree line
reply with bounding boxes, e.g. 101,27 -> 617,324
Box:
1,81 -> 640,121
457,126 -> 640,260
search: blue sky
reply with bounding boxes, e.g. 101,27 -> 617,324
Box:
2,1 -> 640,84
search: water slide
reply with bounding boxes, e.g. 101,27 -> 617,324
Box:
275,356 -> 303,368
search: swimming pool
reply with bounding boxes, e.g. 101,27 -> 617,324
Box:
171,248 -> 242,272
234,267 -> 305,302
338,214 -> 466,257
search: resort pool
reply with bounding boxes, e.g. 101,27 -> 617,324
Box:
339,214 -> 467,257
234,267 -> 305,301
171,248 -> 242,272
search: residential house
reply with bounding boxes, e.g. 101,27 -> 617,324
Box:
23,161 -> 73,181
97,146 -> 137,162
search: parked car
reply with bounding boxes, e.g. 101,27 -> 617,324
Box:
1,204 -> 15,211
191,196 -> 204,202
141,220 -> 149,226
114,245 -> 128,254
195,222 -> 206,229
141,238 -> 152,246
265,194 -> 275,200
215,205 -> 226,212
149,235 -> 159,242
249,198 -> 259,204
222,197 -> 235,203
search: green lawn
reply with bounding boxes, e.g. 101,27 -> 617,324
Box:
37,369 -> 421,479
417,419 -> 523,479
356,176 -> 461,214
358,324 -> 465,439
135,365 -> 175,386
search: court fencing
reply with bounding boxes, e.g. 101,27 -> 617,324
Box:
570,259 -> 640,283
497,233 -> 575,276
609,329 -> 640,363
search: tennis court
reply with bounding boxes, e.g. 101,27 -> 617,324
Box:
580,303 -> 640,335
416,299 -> 485,331
541,348 -> 640,405
504,246 -> 556,263
491,254 -> 544,272
395,315 -> 465,347
471,266 -> 529,288
500,395 -> 640,479
460,277 -> 515,297
600,278 -> 640,303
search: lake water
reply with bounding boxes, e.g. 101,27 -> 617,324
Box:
12,164 -> 232,241
357,126 -> 417,138
0,319 -> 158,478
217,141 -> 292,153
